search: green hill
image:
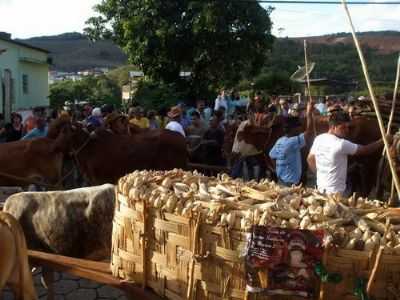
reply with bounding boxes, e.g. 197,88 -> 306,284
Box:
267,36 -> 399,85
18,31 -> 400,92
19,32 -> 128,72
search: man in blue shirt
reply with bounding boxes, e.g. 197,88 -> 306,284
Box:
22,110 -> 48,140
269,101 -> 313,186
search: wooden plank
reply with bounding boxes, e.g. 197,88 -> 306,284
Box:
28,250 -> 110,274
28,250 -> 164,300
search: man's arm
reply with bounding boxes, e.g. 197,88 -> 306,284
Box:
214,98 -> 220,111
269,143 -> 278,160
304,100 -> 314,142
307,153 -> 317,173
354,139 -> 384,156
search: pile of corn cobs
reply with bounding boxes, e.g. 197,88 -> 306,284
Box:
118,169 -> 400,254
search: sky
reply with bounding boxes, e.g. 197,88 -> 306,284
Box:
267,1 -> 400,37
0,0 -> 399,39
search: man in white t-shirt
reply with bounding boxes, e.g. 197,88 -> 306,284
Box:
307,111 -> 386,195
166,106 -> 186,137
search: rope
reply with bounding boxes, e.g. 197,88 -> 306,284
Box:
0,171 -> 58,189
0,164 -> 77,190
69,135 -> 93,185
187,213 -> 202,300
227,0 -> 400,3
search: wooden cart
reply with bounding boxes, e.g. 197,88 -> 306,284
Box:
28,250 -> 163,300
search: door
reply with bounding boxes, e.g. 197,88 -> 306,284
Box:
3,69 -> 12,122
1,78 -> 4,116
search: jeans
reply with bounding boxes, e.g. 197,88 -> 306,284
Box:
231,154 -> 266,181
278,179 -> 295,187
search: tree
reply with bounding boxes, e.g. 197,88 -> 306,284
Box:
49,76 -> 122,109
49,81 -> 74,108
253,71 -> 297,95
107,65 -> 139,87
85,0 -> 274,97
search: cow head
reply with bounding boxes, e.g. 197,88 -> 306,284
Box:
67,122 -> 94,153
47,115 -> 72,139
50,121 -> 74,154
47,117 -> 89,154
238,124 -> 271,151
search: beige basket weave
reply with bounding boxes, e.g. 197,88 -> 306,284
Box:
111,174 -> 400,300
111,183 -> 248,300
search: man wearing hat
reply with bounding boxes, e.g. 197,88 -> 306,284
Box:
129,106 -> 149,129
166,106 -> 186,137
269,101 -> 314,186
307,110 -> 389,196
105,112 -> 128,135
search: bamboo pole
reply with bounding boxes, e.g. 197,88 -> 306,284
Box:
304,40 -> 312,103
367,217 -> 390,296
341,0 -> 400,206
386,54 -> 400,134
374,54 -> 400,197
367,245 -> 384,296
304,40 -> 317,136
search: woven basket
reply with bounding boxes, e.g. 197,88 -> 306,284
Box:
111,183 -> 248,300
111,174 -> 400,300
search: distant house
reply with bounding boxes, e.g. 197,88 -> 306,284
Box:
0,32 -> 50,121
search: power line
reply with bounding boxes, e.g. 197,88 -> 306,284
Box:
250,0 -> 400,4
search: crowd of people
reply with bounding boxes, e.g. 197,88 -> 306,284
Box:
0,107 -> 49,143
0,90 -> 386,197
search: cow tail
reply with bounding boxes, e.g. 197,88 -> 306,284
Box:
0,212 -> 37,300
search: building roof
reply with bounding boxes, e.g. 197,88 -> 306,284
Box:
0,36 -> 49,53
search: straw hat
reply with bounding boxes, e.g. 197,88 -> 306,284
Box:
167,106 -> 182,118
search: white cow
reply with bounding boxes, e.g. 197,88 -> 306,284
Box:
4,184 -> 115,260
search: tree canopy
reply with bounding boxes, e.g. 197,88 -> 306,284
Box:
85,0 -> 274,97
49,75 -> 121,109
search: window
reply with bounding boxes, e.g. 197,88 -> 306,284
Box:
22,74 -> 28,94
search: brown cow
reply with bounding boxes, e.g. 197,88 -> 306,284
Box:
0,125 -> 70,188
0,212 -> 37,300
228,115 -> 286,180
50,120 -> 188,185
